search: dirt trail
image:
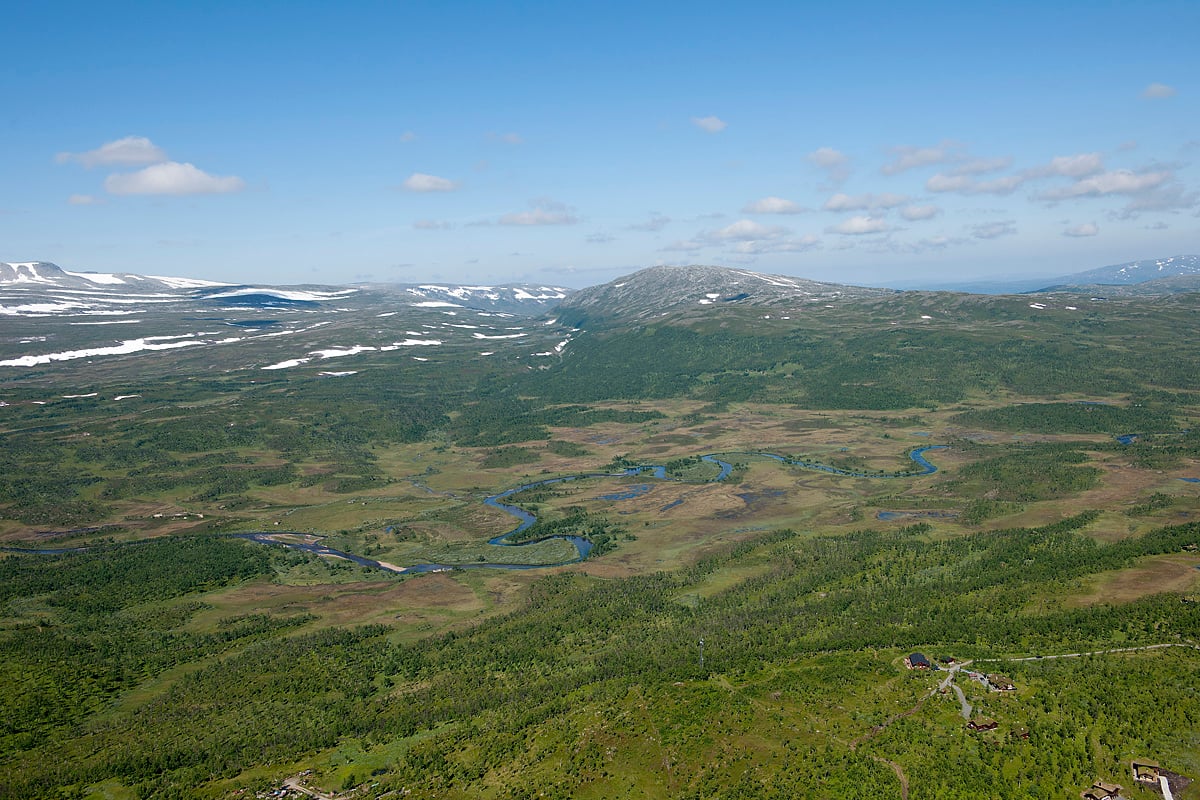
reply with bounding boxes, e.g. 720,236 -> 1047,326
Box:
938,660 -> 973,719
283,777 -> 342,800
975,642 -> 1199,663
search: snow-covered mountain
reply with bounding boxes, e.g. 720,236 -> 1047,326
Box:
0,261 -> 364,317
0,261 -> 229,291
1,262 -> 571,318
0,262 -> 573,376
1065,254 -> 1200,285
377,283 -> 571,314
1037,255 -> 1200,290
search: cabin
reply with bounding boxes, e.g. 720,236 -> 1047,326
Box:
1081,780 -> 1122,800
1132,760 -> 1161,783
967,717 -> 998,731
905,652 -> 930,670
987,674 -> 1016,691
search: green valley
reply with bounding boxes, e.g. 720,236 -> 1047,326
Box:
1,265 -> 1198,799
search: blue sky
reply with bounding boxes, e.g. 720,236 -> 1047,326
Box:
2,0 -> 1196,287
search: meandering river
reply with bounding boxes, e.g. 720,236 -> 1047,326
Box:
5,447 -> 946,573
238,446 -> 947,574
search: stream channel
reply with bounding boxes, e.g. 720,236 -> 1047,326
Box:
237,445 -> 947,574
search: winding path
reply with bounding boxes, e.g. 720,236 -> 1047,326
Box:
973,642 -> 1200,663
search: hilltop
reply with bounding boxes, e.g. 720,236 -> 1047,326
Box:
553,264 -> 893,327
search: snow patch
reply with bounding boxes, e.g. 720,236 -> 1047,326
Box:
207,287 -> 358,301
1,337 -> 208,367
69,319 -> 142,325
63,271 -> 127,285
310,346 -> 376,359
146,274 -> 231,289
262,358 -> 309,370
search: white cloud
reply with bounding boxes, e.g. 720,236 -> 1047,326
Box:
907,235 -> 966,251
1038,169 -> 1171,200
1063,222 -> 1099,237
586,232 -> 616,244
881,141 -> 961,175
1113,182 -> 1199,218
899,204 -> 940,221
659,239 -> 706,253
873,235 -> 968,255
743,196 -> 805,214
399,131 -> 418,142
971,220 -> 1016,239
950,156 -> 1012,175
413,219 -> 454,230
68,194 -> 100,205
925,173 -> 974,193
706,219 -> 788,241
808,146 -> 848,169
927,152 -> 1104,197
823,192 -> 909,211
628,213 -> 671,231
1037,153 -> 1105,178
1142,82 -> 1176,99
927,172 -> 1025,195
402,172 -> 459,192
499,200 -> 578,226
686,218 -> 818,254
57,136 -> 167,168
730,234 -> 820,255
691,115 -> 727,133
104,162 -> 245,195
807,147 -> 850,182
971,175 -> 1027,194
827,216 -> 889,235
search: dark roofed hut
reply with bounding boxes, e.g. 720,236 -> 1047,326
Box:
905,652 -> 931,669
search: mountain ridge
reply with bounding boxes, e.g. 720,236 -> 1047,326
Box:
553,264 -> 894,327
6,255 -> 1199,322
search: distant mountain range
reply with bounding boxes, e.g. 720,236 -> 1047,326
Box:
3,256 -> 1199,377
888,254 -> 1200,294
4,255 -> 1199,323
0,261 -> 568,317
1044,254 -> 1200,286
